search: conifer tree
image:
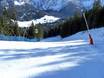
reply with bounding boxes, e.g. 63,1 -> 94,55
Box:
93,0 -> 102,10
0,7 -> 9,34
27,22 -> 36,38
13,21 -> 20,36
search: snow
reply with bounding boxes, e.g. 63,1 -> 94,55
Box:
0,35 -> 37,42
41,36 -> 62,42
80,0 -> 104,9
31,0 -> 72,11
17,15 -> 60,27
0,27 -> 104,78
80,0 -> 94,9
14,1 -> 25,6
2,0 -> 104,12
13,0 -> 96,11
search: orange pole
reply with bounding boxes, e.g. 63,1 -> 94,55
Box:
88,34 -> 94,45
82,12 -> 94,45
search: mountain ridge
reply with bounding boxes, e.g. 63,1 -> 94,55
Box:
0,0 -> 96,20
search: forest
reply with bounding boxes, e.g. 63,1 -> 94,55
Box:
0,0 -> 104,39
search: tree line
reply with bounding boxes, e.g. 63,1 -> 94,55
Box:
0,0 -> 104,40
59,0 -> 104,37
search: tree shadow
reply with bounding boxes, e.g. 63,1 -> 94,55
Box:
0,43 -> 95,61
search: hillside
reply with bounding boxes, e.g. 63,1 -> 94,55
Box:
0,27 -> 104,78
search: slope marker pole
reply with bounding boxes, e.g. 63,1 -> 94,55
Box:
81,10 -> 94,45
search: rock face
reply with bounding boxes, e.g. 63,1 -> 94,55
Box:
0,0 -> 95,20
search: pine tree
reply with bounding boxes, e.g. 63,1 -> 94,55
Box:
93,0 -> 102,10
88,0 -> 102,27
13,21 -> 20,36
0,7 -> 9,34
26,22 -> 36,38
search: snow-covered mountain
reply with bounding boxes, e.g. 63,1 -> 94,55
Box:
1,0 -> 96,11
0,0 -> 103,20
0,0 -> 92,20
17,15 -> 60,27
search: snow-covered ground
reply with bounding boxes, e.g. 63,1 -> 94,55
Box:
0,27 -> 104,78
17,15 -> 60,27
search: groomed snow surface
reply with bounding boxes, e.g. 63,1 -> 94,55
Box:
0,28 -> 104,78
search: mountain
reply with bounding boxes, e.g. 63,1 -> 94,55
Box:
17,15 -> 60,27
0,0 -> 101,20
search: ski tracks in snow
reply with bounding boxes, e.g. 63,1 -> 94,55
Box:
0,40 -> 99,78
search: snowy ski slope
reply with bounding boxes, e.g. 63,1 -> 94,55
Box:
0,27 -> 104,78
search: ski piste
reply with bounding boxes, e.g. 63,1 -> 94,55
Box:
0,27 -> 104,78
